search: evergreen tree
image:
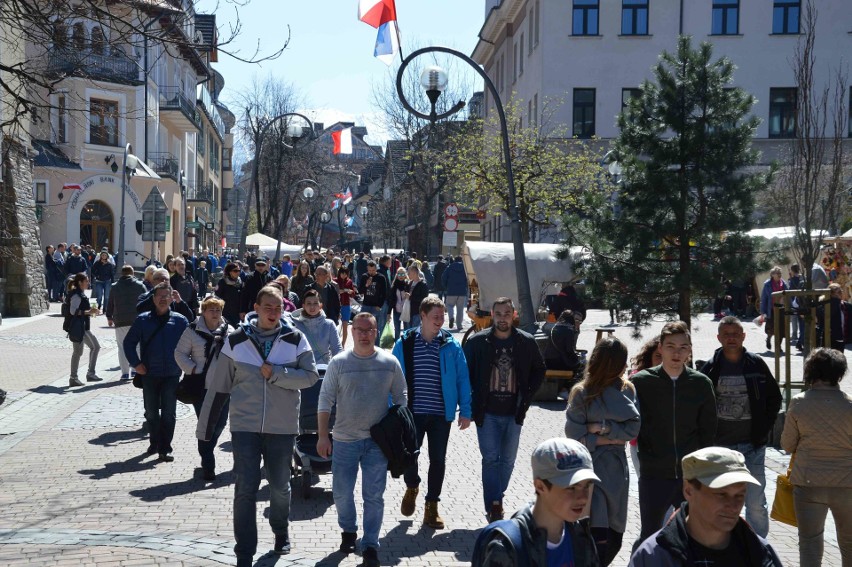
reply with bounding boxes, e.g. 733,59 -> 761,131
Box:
577,36 -> 771,326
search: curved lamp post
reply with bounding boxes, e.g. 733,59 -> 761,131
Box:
239,112 -> 315,257
285,179 -> 320,257
117,142 -> 139,267
395,46 -> 536,329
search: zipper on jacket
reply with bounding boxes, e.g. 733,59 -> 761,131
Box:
672,379 -> 678,478
261,368 -> 267,433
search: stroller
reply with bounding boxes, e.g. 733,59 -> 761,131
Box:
292,364 -> 335,498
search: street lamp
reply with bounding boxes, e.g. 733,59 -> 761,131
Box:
117,142 -> 139,267
396,46 -> 537,329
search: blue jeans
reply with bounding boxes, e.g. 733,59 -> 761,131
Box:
231,431 -> 295,561
392,309 -> 402,340
404,414 -> 452,502
141,375 -> 179,454
476,413 -> 522,511
724,442 -> 768,537
192,395 -> 230,472
93,280 -> 110,308
362,305 -> 387,346
332,438 -> 388,550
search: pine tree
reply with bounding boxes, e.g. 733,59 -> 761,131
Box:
580,36 -> 771,326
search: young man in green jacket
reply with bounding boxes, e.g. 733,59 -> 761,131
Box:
632,321 -> 717,550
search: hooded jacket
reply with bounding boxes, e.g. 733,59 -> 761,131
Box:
463,327 -> 547,427
392,327 -> 472,422
472,503 -> 600,567
629,503 -> 782,567
290,308 -> 343,365
196,313 -> 318,440
700,348 -> 782,448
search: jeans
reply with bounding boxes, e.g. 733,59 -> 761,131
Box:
70,330 -> 100,378
635,477 -> 684,549
404,313 -> 421,330
193,395 -> 230,472
723,442 -> 768,537
93,280 -> 110,308
445,295 -> 466,330
141,375 -> 179,454
114,326 -> 133,375
794,485 -> 852,567
791,313 -> 801,342
332,438 -> 388,550
392,309 -> 402,340
231,431 -> 295,561
362,305 -> 387,346
404,414 -> 452,502
476,413 -> 522,511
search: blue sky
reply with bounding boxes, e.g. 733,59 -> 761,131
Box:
198,0 -> 486,146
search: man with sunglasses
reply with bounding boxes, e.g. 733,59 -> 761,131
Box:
136,268 -> 196,322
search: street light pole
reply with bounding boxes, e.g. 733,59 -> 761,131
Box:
395,46 -> 537,329
117,142 -> 139,267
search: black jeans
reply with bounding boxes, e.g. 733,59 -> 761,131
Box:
404,413 -> 452,502
141,375 -> 179,454
192,394 -> 229,472
635,476 -> 684,550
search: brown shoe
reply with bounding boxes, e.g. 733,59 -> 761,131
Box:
423,500 -> 445,529
488,501 -> 504,523
401,486 -> 419,516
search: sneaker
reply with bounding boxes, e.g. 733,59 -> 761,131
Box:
339,531 -> 357,554
274,532 -> 291,555
488,501 -> 504,523
158,453 -> 174,462
203,468 -> 216,482
69,377 -> 84,387
120,374 -> 130,381
86,375 -> 103,382
362,546 -> 380,567
400,486 -> 419,517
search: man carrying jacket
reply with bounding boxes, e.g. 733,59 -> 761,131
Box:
107,265 -> 147,380
700,316 -> 782,538
392,297 -> 472,529
463,297 -> 547,522
629,447 -> 782,566
197,285 -> 318,567
124,283 -> 189,461
632,321 -> 717,550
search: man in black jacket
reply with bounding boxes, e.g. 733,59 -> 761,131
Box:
64,244 -> 89,277
239,260 -> 272,321
463,297 -> 547,522
310,265 -> 341,324
357,261 -> 388,346
170,257 -> 199,314
137,268 -> 196,322
107,265 -> 147,380
432,256 -> 447,300
700,316 -> 782,538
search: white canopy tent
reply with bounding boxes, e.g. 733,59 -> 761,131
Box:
245,233 -> 305,260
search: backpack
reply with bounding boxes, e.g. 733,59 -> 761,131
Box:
471,519 -> 530,567
61,296 -> 72,333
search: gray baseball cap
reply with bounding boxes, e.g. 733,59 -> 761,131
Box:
682,447 -> 760,489
531,438 -> 600,487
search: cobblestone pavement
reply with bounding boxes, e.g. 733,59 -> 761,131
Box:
0,303 -> 848,565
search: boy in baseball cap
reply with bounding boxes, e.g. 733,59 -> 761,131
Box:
472,437 -> 602,566
629,447 -> 782,566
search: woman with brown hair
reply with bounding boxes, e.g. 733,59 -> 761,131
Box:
290,260 -> 314,304
565,337 -> 640,565
66,272 -> 102,387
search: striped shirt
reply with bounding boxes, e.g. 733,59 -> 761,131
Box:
412,331 -> 445,416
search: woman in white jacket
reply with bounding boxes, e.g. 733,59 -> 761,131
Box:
175,295 -> 230,481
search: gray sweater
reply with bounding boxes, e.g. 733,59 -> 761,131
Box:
318,349 -> 407,442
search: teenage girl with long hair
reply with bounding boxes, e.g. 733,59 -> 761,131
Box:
565,337 -> 640,566
66,272 -> 102,387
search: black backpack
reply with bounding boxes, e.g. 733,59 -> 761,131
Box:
61,296 -> 72,332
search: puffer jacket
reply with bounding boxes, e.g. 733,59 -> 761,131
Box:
175,317 -> 230,388
290,308 -> 343,365
124,309 -> 189,376
781,385 -> 852,487
106,276 -> 147,327
196,313 -> 319,439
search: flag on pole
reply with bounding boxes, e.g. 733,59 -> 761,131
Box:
62,183 -> 82,191
341,188 -> 353,205
331,199 -> 340,211
332,127 -> 353,155
358,0 -> 400,65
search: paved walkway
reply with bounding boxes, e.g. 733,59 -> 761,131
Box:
0,303 -> 847,565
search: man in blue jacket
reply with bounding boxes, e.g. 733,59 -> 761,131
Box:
124,283 -> 189,461
441,255 -> 468,331
392,297 -> 472,529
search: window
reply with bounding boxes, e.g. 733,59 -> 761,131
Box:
53,22 -> 67,49
534,1 -> 540,45
513,43 -> 518,83
91,26 -> 105,55
533,94 -> 538,128
57,94 -> 66,143
622,0 -> 649,35
89,98 -> 118,146
34,182 -> 47,204
768,88 -> 797,138
528,8 -> 534,53
848,87 -> 852,137
573,0 -> 599,36
573,88 -> 596,138
773,0 -> 800,34
528,99 -> 533,128
622,88 -> 641,110
712,0 -> 739,35
72,22 -> 86,50
519,34 -> 524,75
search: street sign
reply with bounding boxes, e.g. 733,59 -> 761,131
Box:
141,186 -> 168,242
443,217 -> 459,231
165,217 -> 171,232
442,231 -> 458,247
205,222 -> 214,230
444,203 -> 459,217
186,221 -> 202,229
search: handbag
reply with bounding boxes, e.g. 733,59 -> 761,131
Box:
400,298 -> 411,323
176,325 -> 224,405
770,452 -> 797,527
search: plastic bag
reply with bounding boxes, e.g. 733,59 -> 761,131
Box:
379,319 -> 395,349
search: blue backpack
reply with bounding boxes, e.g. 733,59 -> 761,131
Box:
471,519 -> 531,567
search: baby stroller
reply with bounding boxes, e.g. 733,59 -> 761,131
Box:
292,364 -> 335,498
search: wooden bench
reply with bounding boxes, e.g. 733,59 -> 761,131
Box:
595,328 -> 615,343
534,369 -> 576,401
545,369 -> 575,381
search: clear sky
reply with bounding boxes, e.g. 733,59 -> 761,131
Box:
197,0 -> 486,147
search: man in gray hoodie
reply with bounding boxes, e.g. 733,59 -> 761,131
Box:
197,285 -> 318,567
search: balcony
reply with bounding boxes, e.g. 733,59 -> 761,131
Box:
159,87 -> 200,132
197,84 -> 226,140
149,152 -> 179,181
46,48 -> 143,86
186,181 -> 215,205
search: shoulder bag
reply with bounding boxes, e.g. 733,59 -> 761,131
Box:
132,315 -> 170,389
176,325 -> 224,404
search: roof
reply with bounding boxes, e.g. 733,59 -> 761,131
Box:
32,140 -> 81,169
384,139 -> 411,185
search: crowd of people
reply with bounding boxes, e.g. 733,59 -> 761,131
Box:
50,243 -> 852,567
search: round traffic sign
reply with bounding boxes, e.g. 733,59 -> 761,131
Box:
443,217 -> 459,231
444,203 -> 459,217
